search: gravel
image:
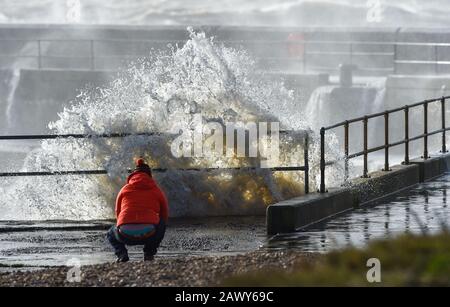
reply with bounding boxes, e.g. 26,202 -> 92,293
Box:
0,251 -> 318,287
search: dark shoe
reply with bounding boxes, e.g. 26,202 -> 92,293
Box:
116,252 -> 129,263
144,254 -> 154,261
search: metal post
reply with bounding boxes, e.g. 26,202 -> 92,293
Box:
304,135 -> 309,194
320,127 -> 326,193
393,43 -> 397,75
349,43 -> 353,66
37,40 -> 42,69
404,106 -> 410,164
424,101 -> 429,159
435,44 -> 439,75
442,97 -> 447,153
383,111 -> 390,171
363,116 -> 369,178
344,121 -> 349,181
90,40 -> 95,70
303,41 -> 307,73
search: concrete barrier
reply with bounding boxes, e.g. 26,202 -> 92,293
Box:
350,164 -> 420,204
267,153 -> 450,235
410,155 -> 450,182
267,187 -> 354,234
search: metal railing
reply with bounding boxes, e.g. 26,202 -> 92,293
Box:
1,37 -> 450,75
301,40 -> 450,75
319,95 -> 450,193
0,131 -> 310,194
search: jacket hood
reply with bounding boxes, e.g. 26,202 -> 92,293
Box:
127,171 -> 157,188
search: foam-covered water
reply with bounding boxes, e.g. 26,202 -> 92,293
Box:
0,29 -> 329,221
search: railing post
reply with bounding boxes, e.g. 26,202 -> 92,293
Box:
383,111 -> 390,171
404,106 -> 410,164
435,44 -> 439,75
349,43 -> 353,66
424,101 -> 429,159
304,135 -> 309,194
344,121 -> 349,181
303,41 -> 307,73
37,40 -> 42,69
90,40 -> 95,70
442,97 -> 447,153
320,127 -> 326,193
363,116 -> 369,178
393,43 -> 397,75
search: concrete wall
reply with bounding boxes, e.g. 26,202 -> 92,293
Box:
386,75 -> 450,108
0,69 -> 114,133
0,68 -> 331,134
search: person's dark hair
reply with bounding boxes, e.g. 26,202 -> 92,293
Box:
134,158 -> 152,177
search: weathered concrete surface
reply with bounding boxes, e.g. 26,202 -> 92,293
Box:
410,154 -> 450,182
267,153 -> 450,235
0,69 -> 114,134
350,164 -> 420,204
386,75 -> 450,111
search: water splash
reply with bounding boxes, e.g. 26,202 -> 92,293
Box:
0,29 -> 314,221
368,78 -> 386,114
303,81 -> 390,188
304,85 -> 335,131
5,69 -> 21,133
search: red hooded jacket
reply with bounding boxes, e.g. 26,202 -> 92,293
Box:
115,172 -> 169,226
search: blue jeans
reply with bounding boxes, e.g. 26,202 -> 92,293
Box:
107,220 -> 166,257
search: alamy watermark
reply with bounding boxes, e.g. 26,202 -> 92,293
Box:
366,0 -> 384,23
170,113 -> 280,168
66,258 -> 82,283
66,0 -> 81,23
366,258 -> 381,283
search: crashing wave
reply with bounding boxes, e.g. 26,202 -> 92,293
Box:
0,29 -> 321,221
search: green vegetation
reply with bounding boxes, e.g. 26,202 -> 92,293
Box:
224,232 -> 450,286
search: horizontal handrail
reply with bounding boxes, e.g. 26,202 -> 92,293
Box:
0,131 -> 310,193
3,37 -> 450,47
0,132 -> 161,140
0,129 -> 299,141
395,60 -> 450,65
1,37 -> 450,73
347,128 -> 449,159
324,96 -> 450,131
0,166 -> 307,177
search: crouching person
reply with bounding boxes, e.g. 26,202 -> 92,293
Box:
107,158 -> 169,262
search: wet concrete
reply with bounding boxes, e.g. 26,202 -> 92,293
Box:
0,217 -> 266,271
268,173 -> 450,253
268,153 -> 450,234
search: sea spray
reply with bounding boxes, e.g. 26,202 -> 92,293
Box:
5,69 -> 20,133
0,29 -> 342,221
